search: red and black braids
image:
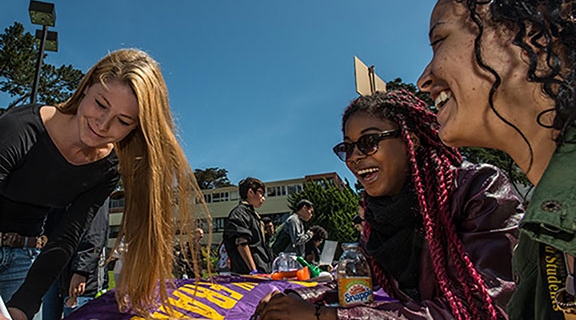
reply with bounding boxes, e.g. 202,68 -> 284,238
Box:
342,90 -> 498,320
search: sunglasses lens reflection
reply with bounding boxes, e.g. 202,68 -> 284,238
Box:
333,135 -> 379,162
333,130 -> 398,162
358,135 -> 378,155
334,144 -> 348,162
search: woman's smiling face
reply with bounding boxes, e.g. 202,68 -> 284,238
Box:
76,80 -> 139,148
344,112 -> 411,197
417,0 -> 531,149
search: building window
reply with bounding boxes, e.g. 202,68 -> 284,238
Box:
213,218 -> 226,232
275,185 -> 287,196
267,187 -> 276,197
312,178 -> 335,189
287,184 -> 302,195
110,198 -> 125,209
212,192 -> 229,203
267,186 -> 288,197
230,190 -> 239,201
204,194 -> 212,203
286,184 -> 302,194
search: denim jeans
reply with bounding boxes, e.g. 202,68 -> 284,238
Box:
42,280 -> 63,320
0,246 -> 40,301
42,278 -> 96,319
63,296 -> 93,317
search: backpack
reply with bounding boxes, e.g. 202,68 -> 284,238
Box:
271,222 -> 292,256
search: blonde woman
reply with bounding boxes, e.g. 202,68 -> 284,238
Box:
0,48 -> 207,319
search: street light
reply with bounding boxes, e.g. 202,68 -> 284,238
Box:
28,0 -> 57,104
35,29 -> 58,52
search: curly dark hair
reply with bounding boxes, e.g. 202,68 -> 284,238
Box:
309,225 -> 328,242
459,0 -> 576,171
343,90 -> 499,320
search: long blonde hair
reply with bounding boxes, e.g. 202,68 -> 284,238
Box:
57,48 -> 211,315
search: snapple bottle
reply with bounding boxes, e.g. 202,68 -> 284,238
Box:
336,242 -> 373,307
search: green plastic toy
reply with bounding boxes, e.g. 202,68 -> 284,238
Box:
296,256 -> 321,278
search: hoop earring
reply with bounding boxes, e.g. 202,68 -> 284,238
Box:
536,108 -> 556,129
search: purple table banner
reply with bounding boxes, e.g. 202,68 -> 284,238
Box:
64,276 -> 321,320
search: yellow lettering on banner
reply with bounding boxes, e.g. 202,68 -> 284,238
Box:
209,283 -> 244,300
175,290 -> 225,319
180,284 -> 239,309
140,290 -> 225,319
231,282 -> 258,291
290,281 -> 318,288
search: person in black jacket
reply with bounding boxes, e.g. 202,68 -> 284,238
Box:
42,198 -> 110,318
223,177 -> 273,274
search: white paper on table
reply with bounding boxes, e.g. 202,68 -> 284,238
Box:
0,295 -> 12,320
319,240 -> 338,266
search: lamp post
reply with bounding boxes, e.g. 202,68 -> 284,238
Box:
28,0 -> 57,104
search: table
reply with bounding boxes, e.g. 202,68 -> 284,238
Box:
64,275 -> 323,320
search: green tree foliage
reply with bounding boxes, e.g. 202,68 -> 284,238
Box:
0,22 -> 84,113
386,77 -> 433,106
287,179 -> 359,245
385,78 -> 531,194
194,167 -> 233,190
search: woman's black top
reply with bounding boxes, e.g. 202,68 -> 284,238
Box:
0,104 -> 119,318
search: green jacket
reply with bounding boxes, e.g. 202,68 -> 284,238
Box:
507,131 -> 576,320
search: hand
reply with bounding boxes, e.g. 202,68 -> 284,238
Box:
7,307 -> 27,320
254,291 -> 321,320
69,273 -> 87,298
252,291 -> 284,319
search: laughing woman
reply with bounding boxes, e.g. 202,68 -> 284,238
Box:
417,1 -> 576,318
253,90 -> 522,320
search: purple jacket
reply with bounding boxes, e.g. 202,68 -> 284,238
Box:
294,163 -> 523,319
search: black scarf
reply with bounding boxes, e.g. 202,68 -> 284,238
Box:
364,181 -> 423,300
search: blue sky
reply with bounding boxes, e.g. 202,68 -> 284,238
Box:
1,0 -> 435,186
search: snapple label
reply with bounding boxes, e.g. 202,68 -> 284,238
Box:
337,277 -> 373,306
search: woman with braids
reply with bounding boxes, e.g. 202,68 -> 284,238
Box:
0,48 -> 207,319
417,0 -> 576,318
253,90 -> 522,320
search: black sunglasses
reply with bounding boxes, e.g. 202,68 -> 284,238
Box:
332,130 -> 400,162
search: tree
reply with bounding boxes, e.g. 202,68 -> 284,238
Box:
194,167 -> 233,190
0,22 -> 84,114
287,179 -> 359,247
386,77 -> 433,106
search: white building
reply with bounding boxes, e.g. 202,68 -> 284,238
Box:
107,172 -> 345,249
